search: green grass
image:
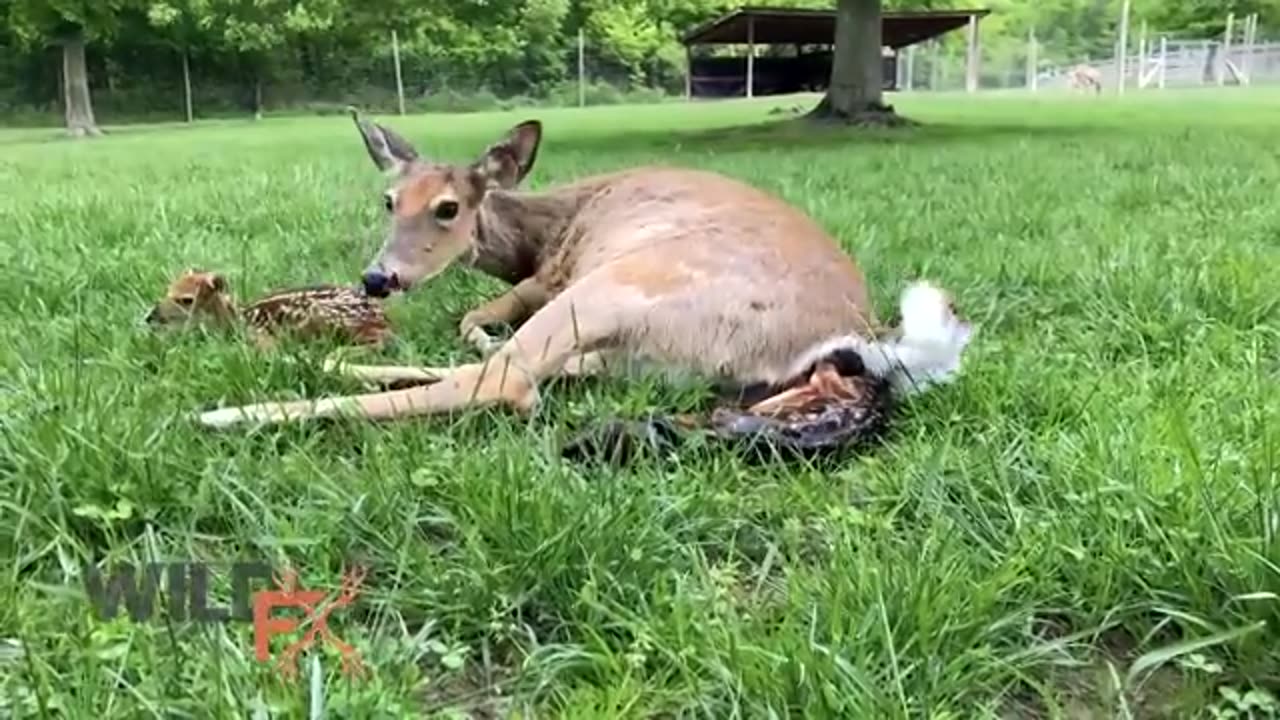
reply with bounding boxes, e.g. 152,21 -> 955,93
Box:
2,87 -> 1279,718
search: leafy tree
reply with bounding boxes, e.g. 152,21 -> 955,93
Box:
145,0 -> 214,122
808,0 -> 902,124
4,0 -> 1278,124
6,0 -> 138,136
199,0 -> 340,118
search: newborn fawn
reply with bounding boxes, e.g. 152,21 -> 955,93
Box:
144,269 -> 392,349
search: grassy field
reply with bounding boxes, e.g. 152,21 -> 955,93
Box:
2,87 -> 1279,718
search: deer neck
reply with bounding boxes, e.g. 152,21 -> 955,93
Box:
469,187 -> 587,285
208,294 -> 239,326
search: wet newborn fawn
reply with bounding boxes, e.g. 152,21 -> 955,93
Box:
144,269 -> 392,349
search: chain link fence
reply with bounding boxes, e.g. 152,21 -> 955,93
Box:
894,11 -> 1277,94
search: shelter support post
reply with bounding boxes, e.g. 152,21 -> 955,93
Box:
905,45 -> 915,90
685,47 -> 692,100
746,14 -> 755,98
965,14 -> 980,92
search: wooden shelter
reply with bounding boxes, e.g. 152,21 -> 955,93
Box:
680,6 -> 991,98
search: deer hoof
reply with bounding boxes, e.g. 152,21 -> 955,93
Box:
464,326 -> 498,355
196,406 -> 254,430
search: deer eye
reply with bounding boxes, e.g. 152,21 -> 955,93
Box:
177,296 -> 194,307
383,192 -> 395,212
434,200 -> 459,221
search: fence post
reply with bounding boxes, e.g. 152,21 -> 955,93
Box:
391,29 -> 405,115
1158,35 -> 1167,89
1116,0 -> 1130,95
1219,13 -> 1233,85
577,28 -> 585,107
181,49 -> 193,123
1242,13 -> 1257,82
1026,27 -> 1037,91
1137,21 -> 1147,88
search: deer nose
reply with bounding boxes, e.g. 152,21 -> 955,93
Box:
362,269 -> 396,298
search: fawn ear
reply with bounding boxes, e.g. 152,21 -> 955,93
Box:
474,120 -> 541,189
348,106 -> 418,175
203,273 -> 227,293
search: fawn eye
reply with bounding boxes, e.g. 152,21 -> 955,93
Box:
434,200 -> 459,222
383,192 -> 395,212
177,296 -> 194,307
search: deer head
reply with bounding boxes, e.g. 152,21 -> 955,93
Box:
144,269 -> 236,327
349,108 -> 542,298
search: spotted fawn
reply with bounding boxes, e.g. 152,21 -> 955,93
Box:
144,268 -> 392,349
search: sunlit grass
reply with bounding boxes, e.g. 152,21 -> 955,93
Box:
2,88 -> 1279,718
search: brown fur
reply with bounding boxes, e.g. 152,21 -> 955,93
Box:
196,110 -> 971,430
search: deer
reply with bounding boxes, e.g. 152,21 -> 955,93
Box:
195,108 -> 975,433
1068,64 -> 1103,95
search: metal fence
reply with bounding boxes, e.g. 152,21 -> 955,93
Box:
892,11 -> 1277,95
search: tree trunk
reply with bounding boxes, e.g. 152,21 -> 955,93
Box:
253,76 -> 263,120
182,49 -> 194,123
807,0 -> 909,126
61,30 -> 102,137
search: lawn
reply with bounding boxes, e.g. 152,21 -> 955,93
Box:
2,88 -> 1279,718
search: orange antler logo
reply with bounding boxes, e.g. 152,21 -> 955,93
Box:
252,565 -> 368,681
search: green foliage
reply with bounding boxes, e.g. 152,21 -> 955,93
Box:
6,0 -> 138,45
4,0 -> 1279,121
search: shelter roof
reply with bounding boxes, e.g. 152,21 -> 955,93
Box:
681,6 -> 991,48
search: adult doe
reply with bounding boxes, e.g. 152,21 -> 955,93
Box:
197,109 -> 974,429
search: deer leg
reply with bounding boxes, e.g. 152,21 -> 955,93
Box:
249,328 -> 277,351
196,283 -> 617,430
320,348 -> 617,392
558,350 -> 621,377
353,323 -> 393,349
322,359 -> 448,387
459,277 -> 549,355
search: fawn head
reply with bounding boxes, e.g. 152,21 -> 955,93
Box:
145,269 -> 235,327
349,108 -> 542,297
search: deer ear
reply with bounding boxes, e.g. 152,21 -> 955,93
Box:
474,120 -> 542,189
348,106 -> 418,175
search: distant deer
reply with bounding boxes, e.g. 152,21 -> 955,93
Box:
196,109 -> 974,430
1068,64 -> 1103,94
